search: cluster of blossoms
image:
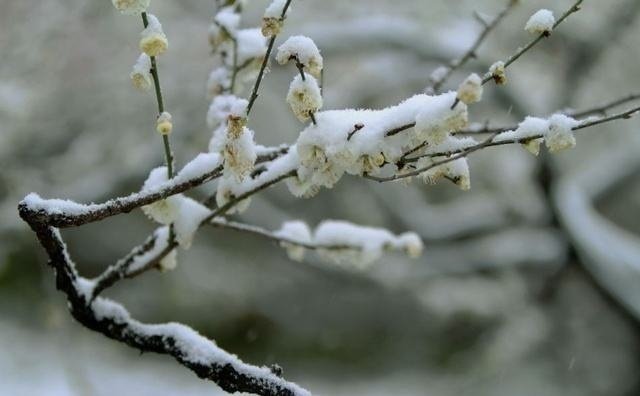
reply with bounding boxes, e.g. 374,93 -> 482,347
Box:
128,5 -> 583,270
496,113 -> 579,155
114,0 -> 173,134
274,220 -> 423,268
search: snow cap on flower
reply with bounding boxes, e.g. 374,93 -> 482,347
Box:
112,0 -> 150,15
274,220 -> 311,262
525,9 -> 555,36
262,0 -> 290,37
206,67 -> 230,99
545,113 -> 578,153
140,14 -> 168,57
130,53 -> 152,91
276,35 -> 323,77
223,126 -> 257,181
286,74 -> 323,122
489,61 -> 507,85
456,73 -> 483,105
156,112 -> 173,135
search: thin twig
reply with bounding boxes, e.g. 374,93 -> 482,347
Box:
481,0 -> 584,85
246,0 -> 294,115
142,12 -> 174,179
429,0 -> 519,93
209,219 -> 352,251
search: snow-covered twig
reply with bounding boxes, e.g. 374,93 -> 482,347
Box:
13,217 -> 309,396
376,105 -> 640,182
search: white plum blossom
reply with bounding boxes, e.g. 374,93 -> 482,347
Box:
274,220 -> 312,262
456,73 -> 483,105
525,9 -> 555,36
286,74 -> 323,122
156,112 -> 173,135
140,14 -> 168,57
130,53 -> 152,91
488,61 -> 507,85
262,0 -> 290,37
111,0 -> 150,15
545,113 -> 578,153
276,35 -> 323,77
416,156 -> 470,190
313,220 -> 424,268
223,126 -> 257,181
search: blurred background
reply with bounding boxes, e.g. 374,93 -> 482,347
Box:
1,0 -> 640,395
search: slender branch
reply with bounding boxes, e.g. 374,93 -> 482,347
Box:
429,0 -> 518,93
367,133 -> 500,183
568,93 -> 640,118
142,12 -> 174,179
230,36 -> 239,93
246,0 -> 294,115
453,93 -> 640,135
481,0 -> 584,85
389,105 -> 640,180
209,219 -> 352,251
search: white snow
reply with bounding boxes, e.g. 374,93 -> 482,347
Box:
89,297 -> 311,396
236,29 -> 268,66
545,113 -> 578,153
214,6 -> 241,34
264,0 -> 290,18
313,220 -> 423,268
173,197 -> 211,249
130,53 -> 152,91
276,35 -> 323,77
174,153 -> 222,184
525,9 -> 555,35
207,95 -> 248,130
274,220 -> 312,261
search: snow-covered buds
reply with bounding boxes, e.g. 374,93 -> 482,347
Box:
545,114 -> 577,153
111,0 -> 150,15
489,61 -> 507,85
130,53 -> 152,91
525,9 -> 555,36
286,74 -> 323,123
156,112 -> 173,135
140,14 -> 168,57
276,35 -> 323,78
456,73 -> 483,105
262,0 -> 291,37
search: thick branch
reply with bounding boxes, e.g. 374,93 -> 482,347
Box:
17,210 -> 309,396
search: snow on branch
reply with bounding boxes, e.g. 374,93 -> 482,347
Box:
17,0 -> 639,395
211,218 -> 423,267
14,216 -> 309,396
